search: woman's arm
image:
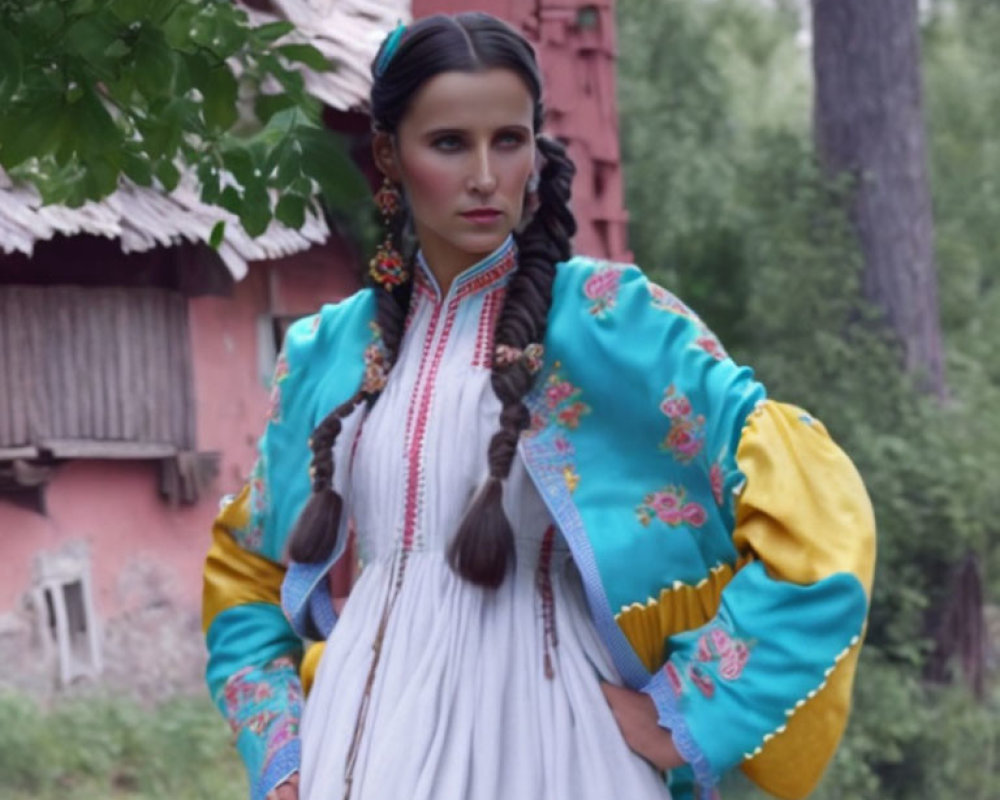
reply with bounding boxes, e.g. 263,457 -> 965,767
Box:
601,682 -> 685,771
202,313 -> 326,800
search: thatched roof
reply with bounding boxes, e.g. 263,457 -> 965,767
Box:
0,0 -> 410,280
0,170 -> 329,280
263,0 -> 412,111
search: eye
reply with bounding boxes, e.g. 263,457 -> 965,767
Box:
431,134 -> 464,152
495,130 -> 528,149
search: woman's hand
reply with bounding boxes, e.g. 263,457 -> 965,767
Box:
266,773 -> 299,800
601,682 -> 685,772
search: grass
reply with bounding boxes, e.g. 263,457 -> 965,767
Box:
0,691 -> 246,800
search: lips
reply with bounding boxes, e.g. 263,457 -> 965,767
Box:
460,208 -> 502,223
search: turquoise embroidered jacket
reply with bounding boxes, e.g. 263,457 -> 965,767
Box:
203,254 -> 876,800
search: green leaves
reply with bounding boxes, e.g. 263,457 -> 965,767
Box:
0,0 -> 366,241
276,43 -> 331,72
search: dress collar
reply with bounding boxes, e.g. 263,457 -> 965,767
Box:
414,235 -> 517,304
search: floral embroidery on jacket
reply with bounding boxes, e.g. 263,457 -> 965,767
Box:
223,656 -> 303,772
696,627 -> 752,681
362,321 -> 390,394
659,385 -> 706,463
583,264 -> 624,317
532,364 -> 591,432
648,283 -> 729,361
709,460 -> 725,507
266,353 -> 290,423
223,657 -> 294,733
237,457 -> 267,551
660,626 -> 752,703
664,661 -> 684,697
636,485 -> 707,528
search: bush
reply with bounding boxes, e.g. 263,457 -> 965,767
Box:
0,691 -> 245,800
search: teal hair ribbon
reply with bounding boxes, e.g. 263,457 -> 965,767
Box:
375,21 -> 407,78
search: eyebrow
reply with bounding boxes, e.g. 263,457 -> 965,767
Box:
422,124 -> 532,138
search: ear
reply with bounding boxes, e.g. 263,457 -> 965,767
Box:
372,131 -> 402,182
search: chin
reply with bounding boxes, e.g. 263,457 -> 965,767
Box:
452,228 -> 513,257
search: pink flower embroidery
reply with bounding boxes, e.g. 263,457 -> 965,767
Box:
696,335 -> 728,361
665,422 -> 703,462
532,365 -> 591,440
650,284 -> 729,361
695,627 -> 752,683
709,462 -> 724,506
682,503 -> 707,527
584,265 -> 623,317
664,662 -> 684,697
658,386 -> 705,463
557,401 -> 588,429
649,284 -> 696,318
545,380 -> 576,408
720,641 -> 750,681
636,486 -> 707,529
660,393 -> 692,419
266,353 -> 290,423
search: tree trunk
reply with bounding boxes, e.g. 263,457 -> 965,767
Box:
812,0 -> 946,397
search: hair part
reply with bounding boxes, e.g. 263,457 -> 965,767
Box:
288,14 -> 577,590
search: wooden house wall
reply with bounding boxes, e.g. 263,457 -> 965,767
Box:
0,286 -> 194,457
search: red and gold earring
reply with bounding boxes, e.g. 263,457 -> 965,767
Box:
369,177 -> 408,289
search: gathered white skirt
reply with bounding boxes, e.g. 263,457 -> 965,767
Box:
299,539 -> 673,800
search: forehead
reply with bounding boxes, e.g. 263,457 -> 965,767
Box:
401,68 -> 535,132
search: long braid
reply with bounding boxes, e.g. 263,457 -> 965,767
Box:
447,135 -> 577,587
287,232 -> 415,565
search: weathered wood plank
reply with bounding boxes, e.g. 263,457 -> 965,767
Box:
5,288 -> 29,445
0,288 -> 12,446
92,289 -> 112,440
178,297 -> 197,450
24,287 -> 50,442
151,289 -> 171,444
73,289 -> 94,439
41,439 -> 177,459
56,286 -> 77,439
113,287 -> 131,440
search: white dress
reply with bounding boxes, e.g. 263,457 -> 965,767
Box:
299,243 -> 672,800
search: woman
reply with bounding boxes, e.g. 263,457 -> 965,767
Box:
202,13 -> 875,800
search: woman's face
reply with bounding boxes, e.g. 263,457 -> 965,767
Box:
376,68 -> 537,276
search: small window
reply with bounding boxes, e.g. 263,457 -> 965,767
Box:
31,548 -> 102,687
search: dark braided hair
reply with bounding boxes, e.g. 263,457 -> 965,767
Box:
288,13 -> 577,588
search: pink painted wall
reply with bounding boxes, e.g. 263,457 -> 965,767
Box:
413,0 -> 630,262
0,237 -> 360,623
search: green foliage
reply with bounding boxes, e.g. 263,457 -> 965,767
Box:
0,691 -> 245,799
618,0 -> 1000,797
0,0 -> 368,238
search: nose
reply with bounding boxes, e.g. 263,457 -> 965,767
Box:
467,142 -> 497,196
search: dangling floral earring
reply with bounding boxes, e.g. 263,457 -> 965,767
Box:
369,177 -> 408,288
